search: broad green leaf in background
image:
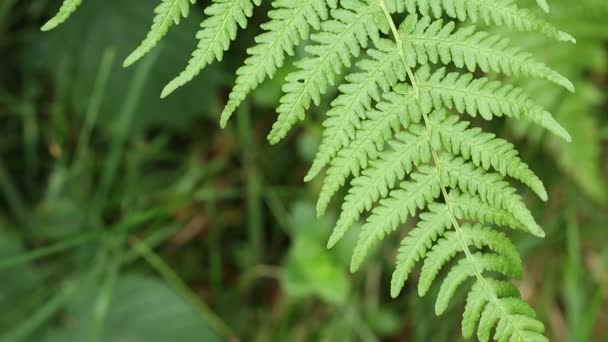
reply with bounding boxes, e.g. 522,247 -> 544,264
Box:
42,274 -> 220,342
510,0 -> 608,203
29,0 -> 223,131
282,202 -> 351,305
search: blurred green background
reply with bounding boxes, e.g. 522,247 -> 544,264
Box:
0,0 -> 606,341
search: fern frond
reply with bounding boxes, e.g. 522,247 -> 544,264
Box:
327,126 -> 431,248
535,0 -> 550,13
431,249 -> 547,342
162,0 -> 260,98
306,39 -> 404,181
317,62 -> 561,220
41,0 -> 82,31
124,0 -> 196,67
436,253 -> 522,313
219,0 -> 338,126
321,4 -> 567,340
416,66 -> 571,141
430,113 -> 547,200
305,15 -> 573,188
439,156 -> 541,235
450,191 -> 530,234
476,297 -> 546,342
418,223 -> 521,296
267,0 -> 387,143
390,202 -> 451,297
316,88 -> 420,216
397,0 -> 574,42
397,15 -> 574,91
462,279 -> 520,338
350,166 -> 442,272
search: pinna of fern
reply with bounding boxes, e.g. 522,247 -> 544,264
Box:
42,0 -> 576,341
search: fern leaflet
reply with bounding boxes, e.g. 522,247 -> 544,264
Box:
124,0 -> 197,67
41,0 -> 82,31
219,0 -> 338,126
161,0 -> 261,98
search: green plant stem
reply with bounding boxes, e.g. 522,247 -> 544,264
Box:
237,105 -> 264,265
0,204 -> 177,271
20,78 -> 38,193
92,237 -> 124,342
75,48 -> 116,164
565,209 -> 586,341
0,158 -> 28,225
90,49 -> 158,219
0,231 -> 97,270
378,1 -> 527,339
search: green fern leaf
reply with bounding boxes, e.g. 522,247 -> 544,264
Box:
41,0 -> 82,31
418,223 -> 521,296
328,126 -> 431,248
449,191 -> 532,234
430,113 -> 547,200
219,0 -> 338,126
306,39 -> 404,181
124,0 -> 196,67
316,88 -> 420,216
416,66 -> 571,141
440,156 -> 541,234
435,253 -> 521,315
267,0 -> 387,143
398,15 -> 573,91
462,279 -> 520,338
477,298 -> 542,342
350,166 -> 442,272
390,203 -> 451,297
162,0 -> 261,98
399,0 -> 574,42
306,12 -> 573,183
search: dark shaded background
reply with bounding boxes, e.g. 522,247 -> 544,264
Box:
0,0 -> 606,341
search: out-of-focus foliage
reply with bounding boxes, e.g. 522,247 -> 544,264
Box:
0,0 -> 606,341
511,0 -> 608,203
41,1 -> 580,339
43,275 -> 220,342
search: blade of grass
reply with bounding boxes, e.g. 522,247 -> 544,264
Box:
564,209 -> 587,342
0,158 -> 28,225
121,224 -> 181,264
237,105 -> 263,265
0,231 -> 97,270
0,204 -> 179,271
92,235 -> 124,342
130,238 -> 235,340
90,49 -> 159,219
75,48 -> 116,165
20,78 -> 38,193
2,247 -> 109,342
263,188 -> 290,233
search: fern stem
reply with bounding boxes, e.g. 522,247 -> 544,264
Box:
377,0 -> 419,99
378,2 -> 527,339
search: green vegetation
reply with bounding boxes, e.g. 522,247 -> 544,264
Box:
0,0 -> 606,340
